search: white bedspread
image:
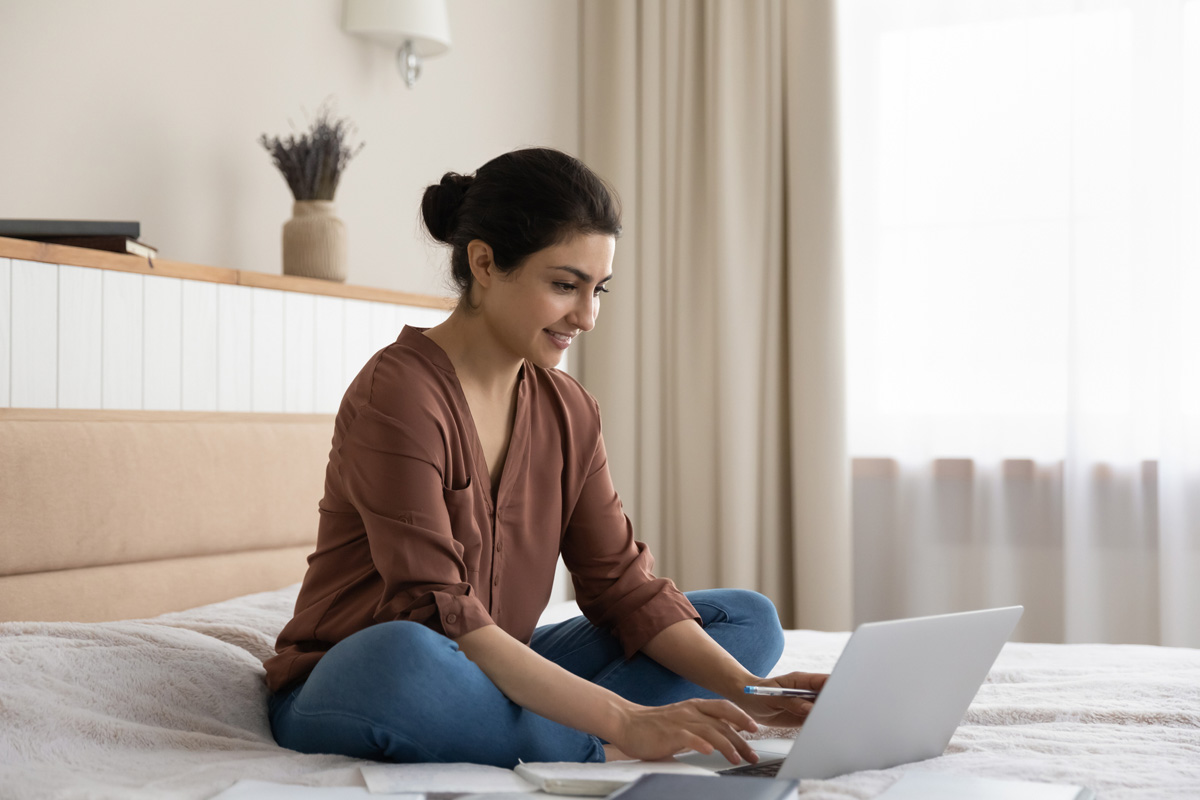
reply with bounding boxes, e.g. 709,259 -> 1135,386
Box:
1,587 -> 1197,799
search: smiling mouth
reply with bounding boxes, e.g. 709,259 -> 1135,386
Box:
545,330 -> 574,347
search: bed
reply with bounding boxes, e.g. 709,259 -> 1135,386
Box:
2,247 -> 1199,799
4,416 -> 1199,800
4,580 -> 1199,799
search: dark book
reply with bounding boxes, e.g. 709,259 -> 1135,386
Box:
609,773 -> 799,800
0,219 -> 140,238
29,235 -> 156,259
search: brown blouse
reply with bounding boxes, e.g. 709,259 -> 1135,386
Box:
264,326 -> 697,693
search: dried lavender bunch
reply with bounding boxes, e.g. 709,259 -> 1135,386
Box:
259,104 -> 364,201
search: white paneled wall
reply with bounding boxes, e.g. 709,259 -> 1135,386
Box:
101,270 -> 143,409
313,295 -> 346,415
217,283 -> 253,412
0,259 -> 9,405
283,292 -> 316,414
0,260 -> 449,412
11,259 -> 56,408
181,280 -> 218,411
251,288 -> 285,413
58,265 -> 103,409
144,276 -> 183,410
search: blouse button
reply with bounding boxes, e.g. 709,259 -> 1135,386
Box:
495,539 -> 503,552
446,613 -> 457,624
493,574 -> 500,586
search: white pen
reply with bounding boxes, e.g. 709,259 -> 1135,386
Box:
744,686 -> 819,699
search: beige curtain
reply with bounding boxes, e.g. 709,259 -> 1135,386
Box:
577,0 -> 850,629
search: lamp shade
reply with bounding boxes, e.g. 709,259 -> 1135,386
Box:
342,0 -> 452,57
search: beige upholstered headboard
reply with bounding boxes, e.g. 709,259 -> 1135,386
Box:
0,409 -> 333,622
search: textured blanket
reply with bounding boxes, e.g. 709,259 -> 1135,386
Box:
1,587 -> 1198,799
0,587 -> 365,799
760,630 -> 1200,798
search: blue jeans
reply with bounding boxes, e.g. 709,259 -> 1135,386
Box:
268,589 -> 785,767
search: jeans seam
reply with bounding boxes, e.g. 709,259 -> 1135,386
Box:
286,702 -> 441,762
591,652 -> 638,687
690,600 -> 732,626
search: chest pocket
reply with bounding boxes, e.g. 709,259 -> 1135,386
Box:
442,477 -> 482,575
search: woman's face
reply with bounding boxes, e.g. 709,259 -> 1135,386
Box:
480,233 -> 615,370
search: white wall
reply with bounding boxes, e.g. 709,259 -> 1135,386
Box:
0,0 -> 581,296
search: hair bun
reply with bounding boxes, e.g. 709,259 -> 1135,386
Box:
421,172 -> 474,243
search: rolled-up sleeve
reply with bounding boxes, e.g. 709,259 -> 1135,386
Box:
561,413 -> 697,657
338,401 -> 494,640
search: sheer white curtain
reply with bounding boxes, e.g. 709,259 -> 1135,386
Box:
840,0 -> 1200,646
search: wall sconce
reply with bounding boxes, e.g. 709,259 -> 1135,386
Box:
342,0 -> 452,88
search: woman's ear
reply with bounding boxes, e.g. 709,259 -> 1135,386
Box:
466,240 -> 497,289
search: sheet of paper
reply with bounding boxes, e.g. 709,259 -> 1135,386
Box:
360,762 -> 537,795
876,771 -> 1093,800
207,779 -> 416,800
516,758 -> 712,783
513,759 -> 717,797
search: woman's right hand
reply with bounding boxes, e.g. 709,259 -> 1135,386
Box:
609,698 -> 761,765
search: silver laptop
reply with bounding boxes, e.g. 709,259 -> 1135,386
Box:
691,606 -> 1023,781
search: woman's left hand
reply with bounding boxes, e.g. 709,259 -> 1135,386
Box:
736,672 -> 829,727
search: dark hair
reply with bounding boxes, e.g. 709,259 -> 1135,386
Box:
421,148 -> 622,302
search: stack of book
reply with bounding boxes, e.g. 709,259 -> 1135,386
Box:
0,219 -> 157,260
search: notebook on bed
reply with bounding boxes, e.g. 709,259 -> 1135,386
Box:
685,605 -> 1024,781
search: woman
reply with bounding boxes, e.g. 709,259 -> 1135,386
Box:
264,147 -> 827,767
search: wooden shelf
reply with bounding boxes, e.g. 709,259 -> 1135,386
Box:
0,235 -> 452,310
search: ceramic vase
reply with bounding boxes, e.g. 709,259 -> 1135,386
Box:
282,200 -> 347,282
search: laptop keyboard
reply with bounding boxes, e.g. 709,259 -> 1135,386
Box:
718,757 -> 785,777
